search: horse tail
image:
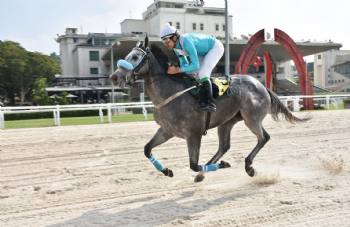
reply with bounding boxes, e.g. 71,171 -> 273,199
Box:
267,89 -> 311,124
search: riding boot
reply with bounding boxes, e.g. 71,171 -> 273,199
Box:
197,80 -> 216,112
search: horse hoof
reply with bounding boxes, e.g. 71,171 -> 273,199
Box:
219,161 -> 231,169
194,174 -> 205,183
246,168 -> 255,177
161,168 -> 174,178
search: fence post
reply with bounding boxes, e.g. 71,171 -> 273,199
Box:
99,107 -> 104,123
0,110 -> 5,128
108,103 -> 112,123
332,98 -> 338,109
326,95 -> 330,110
142,106 -> 148,120
53,110 -> 57,126
282,99 -> 288,108
293,97 -> 300,111
56,105 -> 60,126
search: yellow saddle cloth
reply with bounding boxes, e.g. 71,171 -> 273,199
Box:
214,78 -> 229,96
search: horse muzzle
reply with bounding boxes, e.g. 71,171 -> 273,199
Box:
109,73 -> 119,86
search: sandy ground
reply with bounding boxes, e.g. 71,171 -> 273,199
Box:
1,110 -> 350,227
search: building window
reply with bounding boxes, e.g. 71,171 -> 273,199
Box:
176,22 -> 180,29
223,24 -> 225,31
215,24 -> 219,31
339,80 -> 341,83
328,74 -> 330,77
73,38 -> 78,43
90,68 -> 98,74
193,23 -> 196,30
335,80 -> 337,83
342,79 -> 345,82
328,68 -> 330,72
200,23 -> 204,30
168,22 -> 172,26
278,67 -> 285,73
328,81 -> 330,84
318,55 -> 321,59
89,51 -> 99,61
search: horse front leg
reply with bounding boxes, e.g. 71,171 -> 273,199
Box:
194,117 -> 241,182
145,127 -> 174,177
186,134 -> 222,183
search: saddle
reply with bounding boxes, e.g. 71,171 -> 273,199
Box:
183,76 -> 232,105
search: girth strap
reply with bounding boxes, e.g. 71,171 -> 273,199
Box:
203,111 -> 211,135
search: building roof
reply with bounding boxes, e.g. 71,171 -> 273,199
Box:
333,54 -> 350,66
332,60 -> 350,67
101,37 -> 343,62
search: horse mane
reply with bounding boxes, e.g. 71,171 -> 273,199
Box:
149,44 -> 169,73
149,44 -> 188,82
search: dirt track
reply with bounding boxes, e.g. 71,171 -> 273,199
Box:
1,110 -> 350,227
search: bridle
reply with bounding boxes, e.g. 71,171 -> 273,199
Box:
117,47 -> 152,85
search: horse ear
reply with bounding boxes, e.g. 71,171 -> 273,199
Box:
136,41 -> 141,47
145,34 -> 149,48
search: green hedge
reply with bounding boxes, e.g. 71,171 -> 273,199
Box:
132,107 -> 154,114
5,109 -> 108,121
343,99 -> 350,109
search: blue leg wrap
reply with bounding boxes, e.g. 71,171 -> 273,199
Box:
201,164 -> 220,172
149,155 -> 165,171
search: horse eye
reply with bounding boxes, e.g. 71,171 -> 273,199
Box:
132,55 -> 138,60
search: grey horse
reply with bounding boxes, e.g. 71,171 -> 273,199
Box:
111,37 -> 309,183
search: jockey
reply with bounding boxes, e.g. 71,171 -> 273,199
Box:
160,23 -> 224,112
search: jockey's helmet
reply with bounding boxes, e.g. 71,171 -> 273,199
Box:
160,23 -> 178,40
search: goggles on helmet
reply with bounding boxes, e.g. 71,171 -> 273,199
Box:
162,37 -> 172,44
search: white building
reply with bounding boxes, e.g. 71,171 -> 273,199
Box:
121,0 -> 232,38
54,0 -> 342,100
314,50 -> 350,92
56,0 -> 232,86
55,28 -> 122,86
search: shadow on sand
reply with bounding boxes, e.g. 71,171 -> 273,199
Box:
48,190 -> 260,227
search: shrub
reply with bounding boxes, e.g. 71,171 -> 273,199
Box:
132,107 -> 154,114
343,99 -> 350,109
314,104 -> 325,110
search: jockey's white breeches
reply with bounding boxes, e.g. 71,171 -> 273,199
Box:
192,40 -> 224,80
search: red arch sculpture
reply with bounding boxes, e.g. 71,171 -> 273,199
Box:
234,28 -> 314,110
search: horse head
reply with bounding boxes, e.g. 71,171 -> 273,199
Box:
110,36 -> 151,88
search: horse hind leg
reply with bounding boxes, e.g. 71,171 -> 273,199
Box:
244,122 -> 270,177
145,127 -> 174,177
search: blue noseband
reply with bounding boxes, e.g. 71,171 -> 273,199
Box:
117,47 -> 147,71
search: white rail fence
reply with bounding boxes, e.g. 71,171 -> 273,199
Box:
279,94 -> 350,111
0,102 -> 154,128
0,94 -> 349,129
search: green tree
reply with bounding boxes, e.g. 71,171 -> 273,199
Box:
307,62 -> 314,72
59,92 -> 69,105
32,78 -> 52,105
50,52 -> 60,65
309,71 -> 314,85
0,41 -> 61,105
0,41 -> 27,105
